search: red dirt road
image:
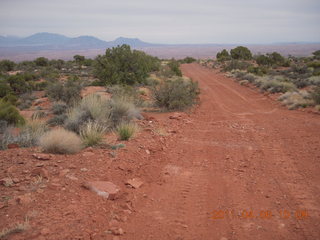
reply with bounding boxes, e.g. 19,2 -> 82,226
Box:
1,63 -> 320,240
123,64 -> 320,239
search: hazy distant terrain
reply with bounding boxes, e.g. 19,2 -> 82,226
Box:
0,32 -> 319,61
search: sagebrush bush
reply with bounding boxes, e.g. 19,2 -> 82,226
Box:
278,90 -> 313,110
39,128 -> 82,154
311,86 -> 320,104
116,122 -> 137,140
152,78 -> 199,111
255,77 -> 296,93
242,73 -> 257,83
80,121 -> 107,147
108,84 -> 144,106
223,60 -> 252,71
231,70 -> 246,79
51,102 -> 67,115
0,100 -> 25,126
1,118 -> 47,149
308,76 -> 320,86
109,98 -> 141,126
65,94 -> 111,133
47,114 -> 66,126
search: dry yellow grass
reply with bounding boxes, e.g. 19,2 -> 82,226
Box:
39,128 -> 82,154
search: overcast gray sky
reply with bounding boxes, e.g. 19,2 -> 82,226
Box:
0,0 -> 319,44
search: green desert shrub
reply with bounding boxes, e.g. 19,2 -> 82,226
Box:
216,49 -> 230,62
34,57 -> 49,67
7,74 -> 33,95
46,76 -> 82,104
0,80 -> 13,98
39,128 -> 83,154
223,60 -> 252,71
168,59 -> 182,76
256,52 -> 286,67
180,57 -> 197,63
247,66 -> 268,76
0,59 -> 16,72
152,77 -> 199,111
0,100 -> 25,126
116,122 -> 137,141
80,121 -> 107,147
94,44 -> 160,85
2,94 -> 18,105
230,46 -> 252,60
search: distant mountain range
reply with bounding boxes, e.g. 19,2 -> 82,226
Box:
0,32 -> 319,61
0,32 -> 159,49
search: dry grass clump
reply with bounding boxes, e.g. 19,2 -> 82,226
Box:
116,122 -> 138,141
278,90 -> 313,110
0,218 -> 29,239
39,128 -> 82,154
80,121 -> 107,147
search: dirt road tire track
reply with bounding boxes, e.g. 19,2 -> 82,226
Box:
124,63 -> 320,240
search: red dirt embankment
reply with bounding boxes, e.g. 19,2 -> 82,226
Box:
1,63 -> 319,240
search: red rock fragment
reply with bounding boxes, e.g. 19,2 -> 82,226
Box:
82,181 -> 120,200
126,178 -> 143,189
32,153 -> 51,160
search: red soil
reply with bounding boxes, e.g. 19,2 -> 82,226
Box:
1,63 -> 320,240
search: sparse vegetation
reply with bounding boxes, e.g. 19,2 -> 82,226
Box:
217,47 -> 320,110
39,128 -> 83,154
